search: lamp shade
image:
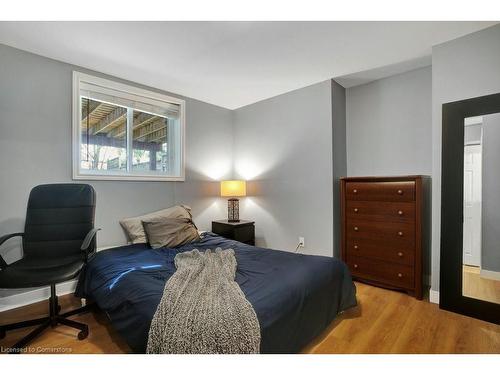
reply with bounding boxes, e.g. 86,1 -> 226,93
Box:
220,180 -> 246,197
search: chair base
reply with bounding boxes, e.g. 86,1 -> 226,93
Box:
0,285 -> 90,353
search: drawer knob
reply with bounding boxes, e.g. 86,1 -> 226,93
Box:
354,226 -> 359,231
398,252 -> 403,257
397,189 -> 403,195
398,231 -> 403,236
354,208 -> 359,213
353,189 -> 358,194
354,264 -> 358,269
398,210 -> 403,216
398,273 -> 403,278
354,244 -> 359,250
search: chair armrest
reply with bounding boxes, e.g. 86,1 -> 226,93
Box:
0,232 -> 24,247
81,228 -> 101,252
0,232 -> 23,269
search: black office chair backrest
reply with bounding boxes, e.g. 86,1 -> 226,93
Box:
23,184 -> 96,258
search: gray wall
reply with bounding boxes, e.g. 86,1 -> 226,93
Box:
0,44 -> 232,287
481,113 -> 500,273
232,80 -> 337,257
431,24 -> 500,291
5,24 -> 500,298
345,66 -> 433,279
173,98 -> 233,232
346,66 -> 432,176
331,81 -> 347,257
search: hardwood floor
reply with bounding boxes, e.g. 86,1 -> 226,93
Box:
1,282 -> 499,354
0,296 -> 130,354
462,265 -> 500,304
303,282 -> 500,353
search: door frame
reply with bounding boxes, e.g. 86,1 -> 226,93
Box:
440,92 -> 500,324
462,143 -> 482,267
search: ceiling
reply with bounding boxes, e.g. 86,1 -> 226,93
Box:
0,21 -> 496,109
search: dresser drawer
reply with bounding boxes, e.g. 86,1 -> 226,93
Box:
345,181 -> 415,202
346,201 -> 415,223
341,176 -> 426,300
347,255 -> 414,289
346,238 -> 415,266
346,220 -> 415,248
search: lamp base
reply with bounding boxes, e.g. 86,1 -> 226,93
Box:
227,198 -> 240,222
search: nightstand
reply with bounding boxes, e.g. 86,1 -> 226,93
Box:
211,220 -> 255,246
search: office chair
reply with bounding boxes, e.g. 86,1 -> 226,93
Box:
0,183 -> 99,351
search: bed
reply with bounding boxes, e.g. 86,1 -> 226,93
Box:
75,232 -> 357,353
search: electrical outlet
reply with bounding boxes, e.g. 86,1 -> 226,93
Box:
298,237 -> 305,248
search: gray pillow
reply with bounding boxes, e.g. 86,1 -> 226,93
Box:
142,217 -> 200,249
119,205 -> 195,244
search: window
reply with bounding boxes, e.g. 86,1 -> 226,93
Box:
72,72 -> 185,181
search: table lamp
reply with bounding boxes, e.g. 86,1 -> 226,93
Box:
220,180 -> 246,222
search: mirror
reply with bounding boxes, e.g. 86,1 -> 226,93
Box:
462,113 -> 500,304
441,91 -> 500,324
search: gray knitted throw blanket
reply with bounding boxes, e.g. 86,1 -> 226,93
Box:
146,248 -> 261,354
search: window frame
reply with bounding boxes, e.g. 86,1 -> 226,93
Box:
72,71 -> 185,181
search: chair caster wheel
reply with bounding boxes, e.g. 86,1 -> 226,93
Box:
78,328 -> 88,340
0,329 -> 5,339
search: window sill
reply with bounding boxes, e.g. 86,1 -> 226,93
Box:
72,173 -> 185,182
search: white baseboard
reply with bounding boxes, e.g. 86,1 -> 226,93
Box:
0,280 -> 77,312
429,289 -> 440,304
0,245 -> 121,312
480,269 -> 500,281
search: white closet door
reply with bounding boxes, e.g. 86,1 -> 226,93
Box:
463,144 -> 482,267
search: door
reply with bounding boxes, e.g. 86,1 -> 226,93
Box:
463,144 -> 482,267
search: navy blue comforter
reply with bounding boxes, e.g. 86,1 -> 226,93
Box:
75,233 -> 356,353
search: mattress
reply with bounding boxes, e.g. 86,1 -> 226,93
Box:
75,232 -> 356,353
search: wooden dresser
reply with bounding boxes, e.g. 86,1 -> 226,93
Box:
340,176 -> 428,300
